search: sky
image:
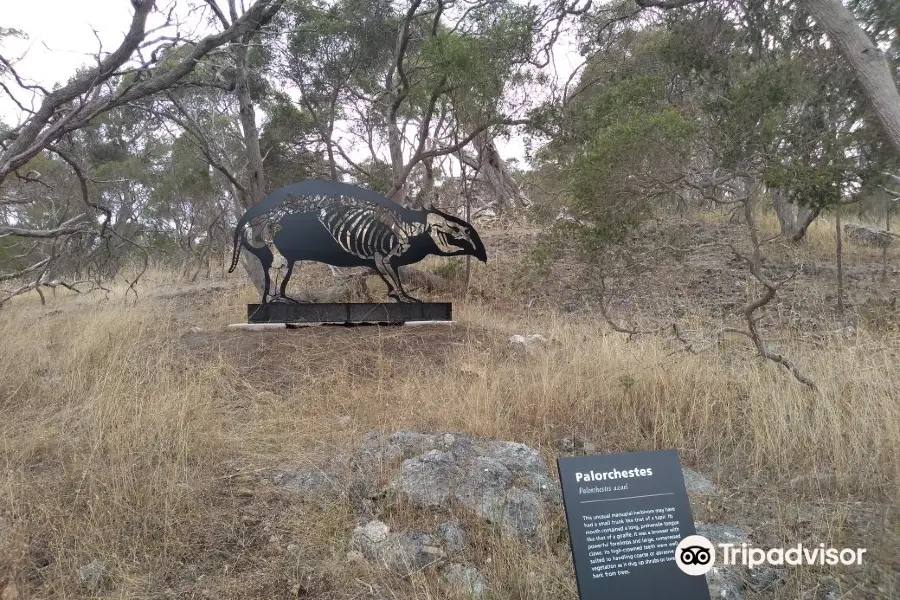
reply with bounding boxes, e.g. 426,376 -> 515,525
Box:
0,0 -> 583,166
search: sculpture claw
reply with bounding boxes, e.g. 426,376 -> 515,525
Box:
388,291 -> 422,303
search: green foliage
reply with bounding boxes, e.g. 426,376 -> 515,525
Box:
260,100 -> 328,188
352,158 -> 394,194
562,66 -> 696,249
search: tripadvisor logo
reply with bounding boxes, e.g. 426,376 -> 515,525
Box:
675,535 -> 867,575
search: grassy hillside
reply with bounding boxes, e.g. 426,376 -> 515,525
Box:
0,212 -> 898,599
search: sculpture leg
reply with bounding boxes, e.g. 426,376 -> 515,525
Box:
266,243 -> 290,302
256,249 -> 273,304
279,261 -> 295,298
240,230 -> 274,304
374,255 -> 420,303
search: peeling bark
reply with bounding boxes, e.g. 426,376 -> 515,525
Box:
772,189 -> 821,242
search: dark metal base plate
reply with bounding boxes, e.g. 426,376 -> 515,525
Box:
247,302 -> 452,324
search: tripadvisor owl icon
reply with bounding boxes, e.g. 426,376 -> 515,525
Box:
676,535 -> 716,576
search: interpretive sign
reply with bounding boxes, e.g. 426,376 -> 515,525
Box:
557,450 -> 711,599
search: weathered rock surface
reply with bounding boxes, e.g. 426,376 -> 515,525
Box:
844,223 -> 893,247
553,436 -> 597,455
682,467 -> 718,496
273,468 -> 340,496
437,520 -> 469,552
443,563 -> 487,597
351,520 -> 445,576
283,431 -> 756,598
359,431 -> 559,540
695,523 -> 786,600
507,334 -> 550,354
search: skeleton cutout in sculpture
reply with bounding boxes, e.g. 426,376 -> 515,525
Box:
228,180 -> 487,303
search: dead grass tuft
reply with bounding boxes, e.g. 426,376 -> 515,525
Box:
0,242 -> 897,597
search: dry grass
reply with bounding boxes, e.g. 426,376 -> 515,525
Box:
0,246 -> 898,598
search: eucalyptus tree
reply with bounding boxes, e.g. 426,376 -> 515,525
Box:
276,0 -> 536,210
0,0 -> 285,304
628,0 -> 900,157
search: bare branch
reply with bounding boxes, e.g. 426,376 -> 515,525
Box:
0,214 -> 92,238
0,0 -> 286,185
634,0 -> 705,8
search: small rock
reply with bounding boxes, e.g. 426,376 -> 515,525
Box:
78,559 -> 107,591
437,520 -> 469,552
508,334 -> 549,354
695,523 -> 749,545
275,469 -> 340,496
705,565 -> 743,600
351,521 -> 444,575
554,437 -> 575,453
682,467 -> 717,495
483,440 -> 547,476
379,531 -> 445,575
444,564 -> 487,597
843,223 -> 893,248
286,544 -> 299,555
338,415 -> 352,428
351,520 -> 391,557
553,436 -> 596,455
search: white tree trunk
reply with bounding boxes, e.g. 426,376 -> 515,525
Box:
472,131 -> 529,212
772,189 -> 821,241
798,0 -> 900,156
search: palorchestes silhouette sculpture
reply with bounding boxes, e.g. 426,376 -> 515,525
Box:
229,180 -> 487,304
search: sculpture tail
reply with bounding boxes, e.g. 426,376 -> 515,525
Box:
228,223 -> 247,274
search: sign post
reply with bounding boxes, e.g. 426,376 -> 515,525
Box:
557,449 -> 711,599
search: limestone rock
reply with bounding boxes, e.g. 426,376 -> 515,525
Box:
682,467 -> 718,496
843,223 -> 893,248
351,520 -> 445,576
437,520 -> 469,553
444,563 -> 487,597
352,520 -> 390,554
554,436 -> 597,455
77,559 -> 107,591
273,469 -> 340,496
508,334 -> 549,354
391,450 -> 461,507
358,432 -> 562,541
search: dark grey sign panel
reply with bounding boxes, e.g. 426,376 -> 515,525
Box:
247,302 -> 452,324
557,450 -> 711,600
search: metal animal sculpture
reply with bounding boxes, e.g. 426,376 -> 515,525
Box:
228,180 -> 487,303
